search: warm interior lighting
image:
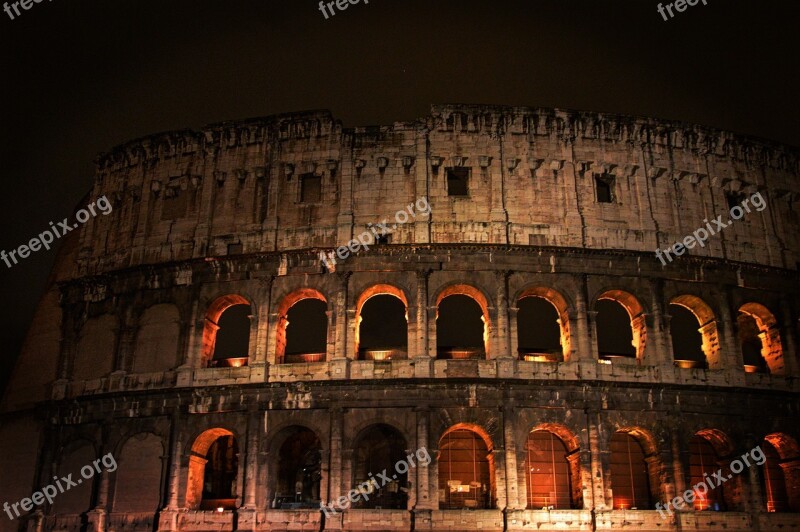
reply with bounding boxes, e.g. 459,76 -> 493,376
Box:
674,359 -> 702,369
743,364 -> 760,374
216,507 -> 224,513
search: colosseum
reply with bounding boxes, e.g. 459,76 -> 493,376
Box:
1,104 -> 799,532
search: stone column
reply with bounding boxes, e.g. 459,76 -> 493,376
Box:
157,419 -> 183,532
670,428 -> 687,501
716,292 -> 745,384
415,270 -> 433,378
243,412 -> 259,509
779,297 -> 799,377
183,299 -> 204,368
509,306 -> 520,360
495,271 -> 511,359
587,411 -> 609,509
250,277 -> 273,367
333,273 -> 349,360
503,403 -> 521,509
574,284 -> 594,361
414,407 -> 432,510
328,408 -> 344,505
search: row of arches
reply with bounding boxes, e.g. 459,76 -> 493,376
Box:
204,288 -> 786,371
68,284 -> 791,381
49,424 -> 800,517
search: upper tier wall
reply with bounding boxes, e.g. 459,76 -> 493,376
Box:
80,104 -> 800,277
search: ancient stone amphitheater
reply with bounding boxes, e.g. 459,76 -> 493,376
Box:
2,104 -> 799,532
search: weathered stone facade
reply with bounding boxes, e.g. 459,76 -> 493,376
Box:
2,104 -> 799,532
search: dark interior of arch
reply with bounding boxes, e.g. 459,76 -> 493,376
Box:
517,297 -> 561,359
212,304 -> 251,360
202,435 -> 239,504
669,304 -> 706,365
595,299 -> 635,358
437,294 -> 485,358
274,428 -> 322,509
285,299 -> 328,355
737,313 -> 768,372
352,424 -> 409,509
359,295 -> 408,353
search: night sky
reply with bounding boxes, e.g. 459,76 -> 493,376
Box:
1,0 -> 798,396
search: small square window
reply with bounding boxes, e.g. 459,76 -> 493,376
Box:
447,167 -> 470,196
595,174 -> 614,203
726,192 -> 744,211
300,174 -> 321,203
227,243 -> 243,255
375,233 -> 392,245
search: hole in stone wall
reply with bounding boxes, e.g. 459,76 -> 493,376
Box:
596,299 -> 636,359
518,297 -> 562,362
437,294 -> 485,359
210,304 -> 251,367
610,432 -> 652,510
358,295 -> 407,360
669,304 -> 706,368
284,299 -> 328,363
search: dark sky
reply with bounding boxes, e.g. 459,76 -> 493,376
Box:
1,0 -> 798,395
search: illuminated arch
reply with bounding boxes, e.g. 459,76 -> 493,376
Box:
438,423 -> 496,510
670,295 -> 720,369
201,294 -> 252,366
525,423 -> 582,509
761,433 -> 800,512
738,303 -> 784,375
355,284 -> 409,359
595,290 -> 646,360
275,289 -> 328,363
610,427 -> 661,510
435,284 -> 492,358
516,287 -> 572,362
186,428 -> 238,510
689,429 -> 742,511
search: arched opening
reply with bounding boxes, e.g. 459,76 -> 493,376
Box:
669,305 -> 706,369
437,295 -> 486,360
133,304 -> 181,373
209,304 -> 251,368
74,315 -> 116,380
595,300 -> 636,361
352,424 -> 409,509
438,426 -> 494,509
284,299 -> 327,362
689,434 -> 732,511
738,303 -> 784,375
271,427 -> 322,509
53,443 -> 95,515
669,296 -> 719,369
113,433 -> 164,513
610,431 -> 653,510
762,434 -> 800,512
202,295 -> 251,368
357,293 -> 408,361
517,298 -> 562,362
525,428 -> 580,509
186,429 -> 239,511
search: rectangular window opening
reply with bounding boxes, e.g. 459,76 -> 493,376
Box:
447,167 -> 470,196
595,174 -> 614,203
300,174 -> 322,203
